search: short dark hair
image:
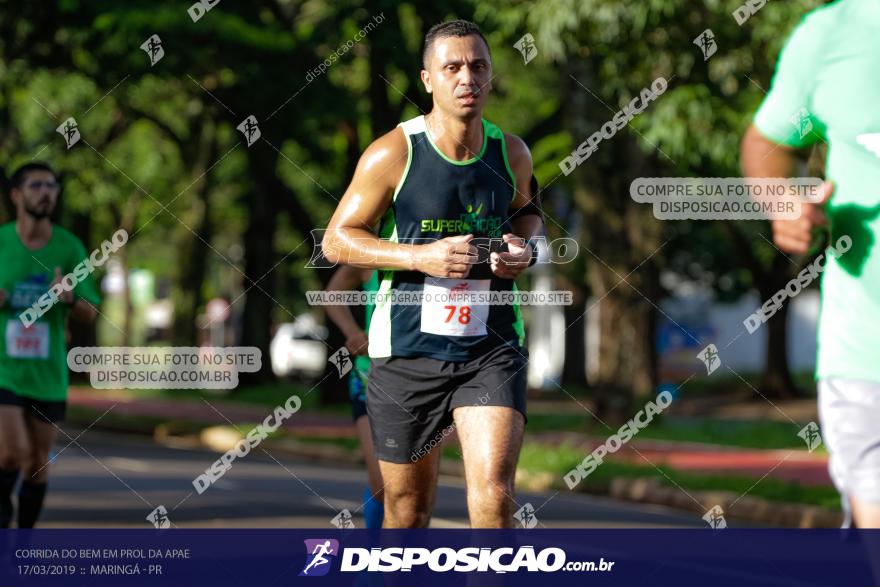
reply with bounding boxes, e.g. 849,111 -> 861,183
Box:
9,162 -> 57,190
422,20 -> 490,70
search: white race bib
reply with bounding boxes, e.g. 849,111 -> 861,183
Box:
420,278 -> 489,337
5,321 -> 50,359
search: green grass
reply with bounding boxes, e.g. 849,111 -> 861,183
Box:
628,417 -> 817,450
526,413 -> 816,450
559,372 -> 817,399
517,442 -> 840,510
293,436 -> 362,452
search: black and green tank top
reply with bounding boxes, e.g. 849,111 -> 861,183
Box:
368,115 -> 525,362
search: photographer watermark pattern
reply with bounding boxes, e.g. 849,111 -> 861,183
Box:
733,0 -> 770,25
140,34 -> 164,66
694,29 -> 717,61
56,117 -> 80,149
237,115 -> 261,147
192,393 -> 302,494
744,235 -> 851,334
187,0 -> 221,23
331,509 -> 355,529
798,422 -> 822,453
564,390 -> 674,489
703,505 -> 727,530
697,344 -> 721,375
146,505 -> 171,529
513,503 -> 539,529
560,77 -> 667,175
305,13 -> 385,83
630,177 -> 824,221
20,228 -> 128,327
328,347 -> 353,378
790,108 -> 813,140
514,33 -> 538,65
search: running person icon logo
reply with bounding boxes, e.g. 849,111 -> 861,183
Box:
299,539 -> 339,577
513,502 -> 538,528
140,34 -> 165,66
798,422 -> 822,453
56,117 -> 80,149
702,505 -> 727,530
236,115 -> 261,147
328,346 -> 353,377
513,33 -> 538,65
697,344 -> 721,375
693,29 -> 717,61
146,505 -> 171,529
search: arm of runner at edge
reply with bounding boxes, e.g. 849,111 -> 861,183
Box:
322,128 -> 478,278
324,266 -> 372,355
741,124 -> 833,255
51,266 -> 98,323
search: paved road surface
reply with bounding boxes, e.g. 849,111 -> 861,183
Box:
37,429 -> 704,529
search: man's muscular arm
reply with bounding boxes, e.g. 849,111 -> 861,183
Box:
323,129 -> 477,278
322,129 -> 413,269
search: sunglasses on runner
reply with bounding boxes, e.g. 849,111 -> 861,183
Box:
24,181 -> 59,191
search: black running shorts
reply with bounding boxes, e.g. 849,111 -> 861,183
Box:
365,344 -> 528,463
0,388 -> 66,423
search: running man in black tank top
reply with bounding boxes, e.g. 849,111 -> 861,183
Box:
323,20 -> 544,528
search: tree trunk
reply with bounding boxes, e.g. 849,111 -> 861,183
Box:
723,224 -> 803,399
755,255 -> 802,399
239,149 -> 280,384
565,63 -> 662,419
561,280 -> 587,388
171,119 -> 217,346
67,210 -> 97,351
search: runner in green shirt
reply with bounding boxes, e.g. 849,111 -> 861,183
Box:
0,162 -> 100,528
742,0 -> 880,528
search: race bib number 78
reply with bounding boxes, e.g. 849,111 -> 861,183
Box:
420,278 -> 489,337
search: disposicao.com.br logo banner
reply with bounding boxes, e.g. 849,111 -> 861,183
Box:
298,538 -> 613,575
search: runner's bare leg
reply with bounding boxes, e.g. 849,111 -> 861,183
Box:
454,405 -> 524,528
378,447 -> 441,528
23,414 -> 58,484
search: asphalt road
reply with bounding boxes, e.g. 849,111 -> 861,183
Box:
37,428 -> 703,529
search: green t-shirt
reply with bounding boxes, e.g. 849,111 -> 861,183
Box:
754,0 -> 880,384
0,223 -> 101,401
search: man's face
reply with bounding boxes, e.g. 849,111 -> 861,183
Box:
422,35 -> 492,119
12,170 -> 59,220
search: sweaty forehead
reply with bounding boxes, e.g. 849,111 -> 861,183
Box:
430,35 -> 491,68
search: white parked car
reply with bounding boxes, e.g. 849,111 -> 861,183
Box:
270,315 -> 328,380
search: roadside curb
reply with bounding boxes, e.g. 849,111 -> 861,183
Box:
606,477 -> 842,528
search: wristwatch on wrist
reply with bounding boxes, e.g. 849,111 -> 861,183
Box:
525,238 -> 540,267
